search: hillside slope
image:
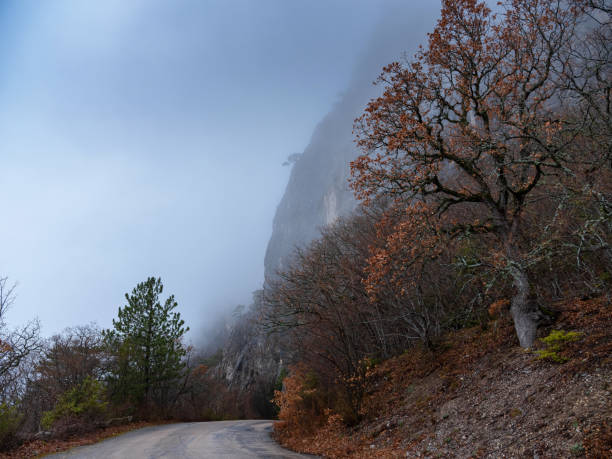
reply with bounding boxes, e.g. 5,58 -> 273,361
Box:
274,297 -> 612,458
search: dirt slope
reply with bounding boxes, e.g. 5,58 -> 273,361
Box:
276,297 -> 611,458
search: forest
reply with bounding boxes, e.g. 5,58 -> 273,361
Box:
1,0 -> 610,457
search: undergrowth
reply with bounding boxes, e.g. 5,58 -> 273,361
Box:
535,330 -> 583,363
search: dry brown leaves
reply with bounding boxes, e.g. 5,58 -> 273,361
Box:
0,421 -> 172,459
276,296 -> 611,458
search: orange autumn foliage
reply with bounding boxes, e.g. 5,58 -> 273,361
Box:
273,365 -> 328,437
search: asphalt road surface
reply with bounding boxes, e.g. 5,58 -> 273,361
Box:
50,420 -> 314,458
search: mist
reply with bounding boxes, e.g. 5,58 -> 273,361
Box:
0,0 -> 440,342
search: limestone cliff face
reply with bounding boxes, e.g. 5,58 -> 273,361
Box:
263,2 -> 436,280
213,305 -> 282,392
263,93 -> 361,280
214,4 -> 438,408
214,91 -> 364,409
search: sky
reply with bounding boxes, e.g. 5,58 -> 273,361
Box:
0,0 -> 439,340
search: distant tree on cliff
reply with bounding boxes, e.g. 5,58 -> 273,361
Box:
103,277 -> 188,414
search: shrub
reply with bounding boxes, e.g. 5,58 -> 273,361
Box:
569,442 -> 585,456
535,330 -> 583,363
275,367 -> 289,392
0,403 -> 23,450
272,365 -> 328,437
41,376 -> 107,431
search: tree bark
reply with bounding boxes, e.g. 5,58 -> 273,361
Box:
509,267 -> 540,348
503,221 -> 541,348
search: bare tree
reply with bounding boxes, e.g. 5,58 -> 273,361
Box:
0,276 -> 17,327
0,277 -> 42,403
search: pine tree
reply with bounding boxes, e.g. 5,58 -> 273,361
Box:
103,277 -> 188,414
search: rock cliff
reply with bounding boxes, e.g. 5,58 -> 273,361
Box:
263,2 -> 437,279
214,3 -> 438,411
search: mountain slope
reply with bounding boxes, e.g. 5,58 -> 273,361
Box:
274,297 -> 612,458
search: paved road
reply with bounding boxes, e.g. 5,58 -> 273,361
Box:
50,420 -> 314,458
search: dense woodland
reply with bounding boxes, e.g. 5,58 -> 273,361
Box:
1,0 -> 610,456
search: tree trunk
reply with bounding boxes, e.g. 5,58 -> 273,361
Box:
509,266 -> 539,348
503,220 -> 541,348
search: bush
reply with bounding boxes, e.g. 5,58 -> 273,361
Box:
0,403 -> 23,450
41,376 -> 107,431
273,365 -> 328,436
535,330 -> 583,363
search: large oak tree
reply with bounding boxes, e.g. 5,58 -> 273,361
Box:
350,0 -> 608,347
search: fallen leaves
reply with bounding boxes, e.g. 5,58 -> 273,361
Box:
0,421 -> 173,459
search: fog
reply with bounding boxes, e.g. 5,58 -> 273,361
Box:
0,0 -> 440,341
